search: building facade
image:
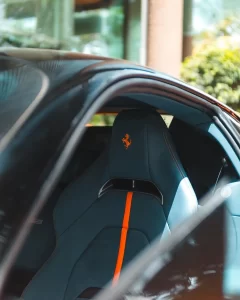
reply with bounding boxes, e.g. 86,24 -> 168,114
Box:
1,0 -> 239,78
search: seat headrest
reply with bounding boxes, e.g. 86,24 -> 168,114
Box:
109,110 -> 186,191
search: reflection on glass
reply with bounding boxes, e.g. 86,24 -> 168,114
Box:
0,0 -> 141,62
129,206 -> 225,299
0,56 -> 48,143
122,184 -> 240,300
93,182 -> 240,300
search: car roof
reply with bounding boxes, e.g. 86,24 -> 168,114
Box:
1,48 -> 240,123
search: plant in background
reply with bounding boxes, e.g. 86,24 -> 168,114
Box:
182,15 -> 240,111
89,114 -> 116,126
181,47 -> 240,111
195,16 -> 240,41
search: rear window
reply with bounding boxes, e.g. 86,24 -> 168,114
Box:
87,113 -> 117,126
87,113 -> 173,127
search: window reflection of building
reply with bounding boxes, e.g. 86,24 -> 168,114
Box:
0,0 -> 184,76
3,0 -> 240,77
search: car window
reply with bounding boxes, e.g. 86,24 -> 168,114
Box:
87,113 -> 117,126
0,68 -> 85,272
87,113 -> 173,127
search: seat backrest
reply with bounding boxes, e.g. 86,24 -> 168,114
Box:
15,127 -> 112,270
60,126 -> 112,187
7,127 -> 112,297
22,110 -> 197,300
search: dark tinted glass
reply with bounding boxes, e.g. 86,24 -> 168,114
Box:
0,56 -> 85,263
139,205 -> 225,300
0,56 -> 48,141
92,182 -> 236,300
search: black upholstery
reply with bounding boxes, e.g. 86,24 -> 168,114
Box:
109,110 -> 186,218
22,110 -> 198,300
61,127 -> 112,187
15,126 -> 112,269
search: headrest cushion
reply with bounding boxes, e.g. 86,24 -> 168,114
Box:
109,110 -> 185,193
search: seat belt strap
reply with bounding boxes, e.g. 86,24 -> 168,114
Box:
112,191 -> 133,285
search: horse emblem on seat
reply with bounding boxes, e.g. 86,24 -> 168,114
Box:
122,134 -> 132,149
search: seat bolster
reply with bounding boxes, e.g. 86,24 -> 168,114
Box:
54,150 -> 109,236
165,177 -> 198,230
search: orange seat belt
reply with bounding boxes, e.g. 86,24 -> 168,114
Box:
112,191 -> 133,285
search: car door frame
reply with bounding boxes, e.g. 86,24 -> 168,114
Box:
0,68 -> 240,296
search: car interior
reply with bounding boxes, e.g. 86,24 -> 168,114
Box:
3,93 -> 240,300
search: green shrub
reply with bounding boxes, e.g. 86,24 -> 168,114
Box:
89,114 -> 116,126
181,46 -> 240,111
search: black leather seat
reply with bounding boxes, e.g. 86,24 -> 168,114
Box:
22,110 -> 198,300
6,127 -> 112,297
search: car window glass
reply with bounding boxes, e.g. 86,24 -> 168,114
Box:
0,56 -> 48,142
92,182 -> 240,300
139,204 -> 225,300
87,113 -> 173,127
0,76 -> 85,268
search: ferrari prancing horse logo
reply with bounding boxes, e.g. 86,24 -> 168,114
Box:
122,134 -> 132,149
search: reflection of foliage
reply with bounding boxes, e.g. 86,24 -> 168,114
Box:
196,16 -> 240,41
194,16 -> 240,52
215,16 -> 240,36
181,47 -> 240,111
101,6 -> 124,58
108,6 -> 124,37
101,6 -> 123,44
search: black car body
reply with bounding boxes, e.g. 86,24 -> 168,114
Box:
0,49 -> 240,300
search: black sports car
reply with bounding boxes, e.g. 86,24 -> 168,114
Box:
0,49 -> 240,300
